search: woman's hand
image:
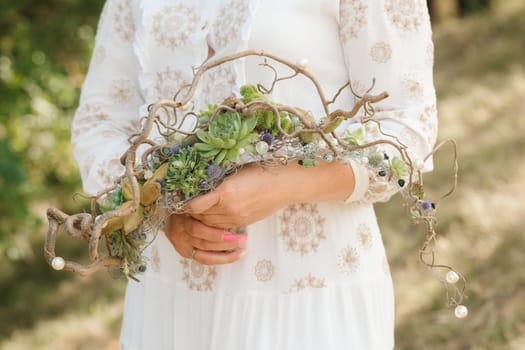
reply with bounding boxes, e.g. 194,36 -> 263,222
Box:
185,161 -> 356,229
185,164 -> 293,229
165,214 -> 247,265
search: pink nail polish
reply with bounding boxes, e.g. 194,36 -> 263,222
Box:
238,235 -> 248,245
223,233 -> 237,242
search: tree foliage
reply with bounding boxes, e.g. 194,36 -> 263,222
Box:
0,0 -> 104,259
428,0 -> 491,20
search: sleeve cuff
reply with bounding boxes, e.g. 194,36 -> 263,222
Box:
343,159 -> 370,204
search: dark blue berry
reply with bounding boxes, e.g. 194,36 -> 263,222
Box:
384,153 -> 389,160
398,179 -> 406,187
431,202 -> 436,209
138,265 -> 147,273
420,201 -> 432,211
378,170 -> 386,177
298,160 -> 304,165
261,132 -> 274,146
206,164 -> 223,181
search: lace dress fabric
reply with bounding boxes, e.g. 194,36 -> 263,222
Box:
72,0 -> 437,349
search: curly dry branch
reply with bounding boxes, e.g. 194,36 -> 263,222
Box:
44,208 -> 122,276
326,91 -> 389,122
181,49 -> 332,115
418,139 -> 464,306
44,144 -> 143,276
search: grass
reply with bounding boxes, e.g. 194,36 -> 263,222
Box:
1,2 -> 525,349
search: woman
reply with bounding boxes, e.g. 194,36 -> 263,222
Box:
72,0 -> 437,348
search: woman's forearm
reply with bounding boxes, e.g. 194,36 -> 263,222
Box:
271,160 -> 356,205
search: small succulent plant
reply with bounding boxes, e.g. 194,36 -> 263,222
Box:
388,156 -> 408,179
194,110 -> 259,166
240,85 -> 294,136
107,229 -> 147,276
165,146 -> 209,198
344,127 -> 366,146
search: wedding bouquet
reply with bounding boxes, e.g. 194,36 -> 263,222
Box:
44,50 -> 467,317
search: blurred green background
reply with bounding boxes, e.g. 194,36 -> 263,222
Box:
0,0 -> 524,349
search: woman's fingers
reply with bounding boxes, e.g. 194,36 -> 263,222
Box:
192,248 -> 247,265
181,216 -> 231,242
166,214 -> 248,265
185,191 -> 220,214
189,234 -> 247,252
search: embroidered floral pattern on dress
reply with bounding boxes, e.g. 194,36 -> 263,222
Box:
150,5 -> 199,49
357,223 -> 373,249
153,66 -> 189,100
110,78 -> 134,103
201,65 -> 236,103
71,104 -> 109,138
211,0 -> 249,49
111,0 -> 134,42
370,42 -> 392,63
402,72 -> 425,101
419,104 -> 438,146
254,259 -> 274,282
180,258 -> 217,291
337,245 -> 360,275
350,79 -> 370,98
122,120 -> 141,138
96,158 -> 124,187
286,273 -> 326,293
339,0 -> 367,42
384,0 -> 426,32
279,203 -> 326,256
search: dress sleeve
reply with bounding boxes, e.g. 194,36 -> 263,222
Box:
71,0 -> 143,196
339,0 -> 438,204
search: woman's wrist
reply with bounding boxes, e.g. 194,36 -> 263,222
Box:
275,160 -> 356,205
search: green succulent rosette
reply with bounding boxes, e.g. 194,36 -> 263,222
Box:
194,110 -> 259,166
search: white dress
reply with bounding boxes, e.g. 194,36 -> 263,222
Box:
71,1 -> 437,349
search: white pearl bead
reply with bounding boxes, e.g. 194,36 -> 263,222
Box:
238,147 -> 246,155
361,156 -> 369,164
297,58 -> 309,69
446,271 -> 460,284
454,305 -> 468,319
52,256 -> 65,271
414,159 -> 425,170
255,141 -> 269,155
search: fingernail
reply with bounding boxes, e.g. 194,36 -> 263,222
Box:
239,249 -> 248,258
223,233 -> 237,242
238,235 -> 248,245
